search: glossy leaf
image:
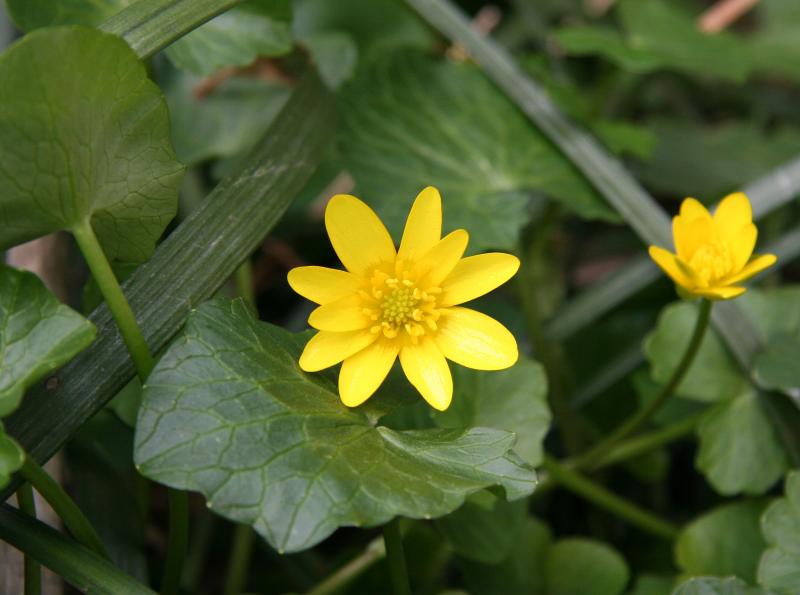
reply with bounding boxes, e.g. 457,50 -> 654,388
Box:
672,577 -> 774,595
676,500 -> 767,583
644,302 -> 745,403
0,27 -> 185,262
0,428 -> 24,489
545,538 -> 630,595
758,470 -> 800,592
134,298 -> 536,552
556,0 -> 750,81
4,0 -> 128,30
0,266 -> 96,417
696,390 -> 789,496
339,51 -> 615,251
432,357 -> 550,465
754,335 -> 800,393
165,0 -> 293,76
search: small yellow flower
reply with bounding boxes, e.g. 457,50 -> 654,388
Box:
648,192 -> 776,300
288,187 -> 520,410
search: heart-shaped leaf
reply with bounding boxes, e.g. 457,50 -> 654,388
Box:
754,334 -> 800,393
0,26 -> 185,262
546,538 -> 630,595
0,266 -> 96,417
339,51 -> 615,252
134,298 -> 536,552
758,470 -> 800,593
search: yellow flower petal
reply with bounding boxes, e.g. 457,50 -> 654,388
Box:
435,307 -> 518,370
648,246 -> 695,290
308,295 -> 371,332
399,337 -> 453,411
728,223 -> 757,273
339,340 -> 400,407
680,197 -> 711,221
397,186 -> 442,263
713,192 -> 752,241
417,229 -> 469,286
673,197 -> 711,260
724,253 -> 777,285
439,253 -> 520,307
325,194 -> 396,275
299,330 -> 378,372
287,266 -> 362,305
693,286 -> 747,300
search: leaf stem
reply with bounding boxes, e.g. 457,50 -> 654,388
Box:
234,259 -> 256,307
223,524 -> 255,595
383,519 -> 412,595
72,219 -> 154,380
19,457 -> 109,559
574,299 -> 712,468
305,537 -> 386,595
161,489 -> 190,595
17,483 -> 41,595
541,456 -> 679,540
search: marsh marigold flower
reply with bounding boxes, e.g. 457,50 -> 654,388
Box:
648,193 -> 776,300
288,187 -> 519,410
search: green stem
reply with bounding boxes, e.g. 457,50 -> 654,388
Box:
72,219 -> 154,380
223,524 -> 255,595
541,456 -> 679,540
383,519 -> 412,595
305,538 -> 386,595
234,259 -> 255,307
72,219 -> 188,595
161,489 -> 190,595
574,299 -> 712,468
19,457 -> 108,559
17,483 -> 41,595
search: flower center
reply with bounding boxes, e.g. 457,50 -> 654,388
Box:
689,241 -> 732,285
361,270 -> 442,341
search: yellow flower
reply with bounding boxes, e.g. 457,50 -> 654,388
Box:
288,187 -> 519,411
648,192 -> 776,300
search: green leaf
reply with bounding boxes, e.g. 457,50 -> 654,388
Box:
545,538 -> 630,595
0,27 -> 185,262
134,298 -> 536,553
754,335 -> 800,393
339,51 -> 615,252
696,390 -> 789,496
435,491 -> 527,564
629,575 -> 675,595
165,0 -> 292,76
299,32 -> 358,89
0,266 -> 96,417
4,0 -> 127,30
676,500 -> 768,583
555,0 -> 750,81
458,516 -> 552,595
432,357 -> 550,465
758,470 -> 800,593
161,67 -> 291,165
0,428 -> 24,489
644,302 -> 745,403
672,577 -> 774,595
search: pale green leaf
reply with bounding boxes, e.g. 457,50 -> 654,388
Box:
676,500 -> 768,584
672,577 -> 774,595
432,357 -> 551,465
546,538 -> 630,595
339,51 -> 615,252
165,0 -> 293,76
0,266 -> 96,417
758,470 -> 800,593
696,390 -> 789,496
0,27 -> 185,262
134,298 -> 536,552
754,335 -> 800,393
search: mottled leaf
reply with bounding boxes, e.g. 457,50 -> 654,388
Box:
432,357 -> 550,465
758,471 -> 800,593
676,500 -> 767,583
0,27 -> 185,262
165,0 -> 293,77
0,266 -> 96,416
339,51 -> 615,252
134,298 -> 536,552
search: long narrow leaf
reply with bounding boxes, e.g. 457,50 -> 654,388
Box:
3,72 -> 335,499
100,0 -> 245,59
0,505 -> 156,595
